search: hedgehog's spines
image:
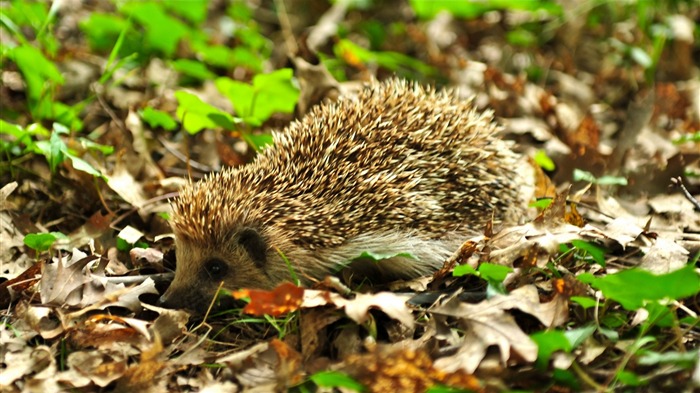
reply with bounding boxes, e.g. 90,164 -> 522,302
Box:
169,78 -> 527,291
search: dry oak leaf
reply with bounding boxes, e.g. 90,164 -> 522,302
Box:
431,286 -> 546,373
113,336 -> 167,393
302,289 -> 415,328
57,351 -> 128,388
39,249 -> 158,312
215,341 -> 279,389
233,282 -> 305,316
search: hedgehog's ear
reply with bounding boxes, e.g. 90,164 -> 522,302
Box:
238,227 -> 267,267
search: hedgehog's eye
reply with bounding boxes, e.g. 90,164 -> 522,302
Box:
204,258 -> 228,279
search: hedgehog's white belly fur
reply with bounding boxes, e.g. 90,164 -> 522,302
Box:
299,230 -> 466,281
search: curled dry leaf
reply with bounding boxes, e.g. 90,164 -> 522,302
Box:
24,305 -> 64,339
0,261 -> 42,308
39,248 -> 158,312
302,289 -> 415,328
58,351 -> 128,388
216,341 -> 278,389
431,288 -> 545,374
113,337 -> 167,393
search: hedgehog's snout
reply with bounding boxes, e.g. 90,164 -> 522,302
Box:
157,291 -> 174,308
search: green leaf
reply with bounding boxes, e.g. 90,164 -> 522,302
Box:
478,263 -> 512,282
453,264 -> 477,277
672,131 -> 700,144
506,29 -> 537,47
616,370 -> 643,387
530,330 -> 571,369
409,0 -> 561,19
171,59 -> 216,81
141,107 -> 178,131
570,296 -> 596,309
0,120 -> 36,153
175,90 -> 237,134
570,239 -> 606,267
577,264 -> 700,310
563,324 -> 596,349
99,17 -> 132,84
124,2 -> 189,57
531,325 -> 595,369
244,133 -> 274,152
164,0 -> 208,24
534,150 -> 555,171
630,46 -> 652,69
79,138 -> 115,155
24,232 -> 67,252
80,13 -> 129,52
309,371 -> 364,391
63,152 -> 105,179
51,101 -> 84,131
216,69 -> 300,126
10,44 -> 64,101
637,349 -> 698,367
334,39 -> 435,77
426,386 -> 475,393
530,198 -> 553,209
641,302 -> 674,328
48,126 -> 67,173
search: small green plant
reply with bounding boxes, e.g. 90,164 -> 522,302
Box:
2,121 -> 110,179
534,150 -> 556,171
578,263 -> 700,312
216,68 -> 300,128
530,325 -> 596,369
409,0 -> 561,19
175,91 -> 237,134
333,39 -> 436,78
174,68 -> 300,151
23,231 -> 68,253
559,240 -> 607,267
453,262 -> 513,295
306,371 -> 365,392
140,107 -> 178,131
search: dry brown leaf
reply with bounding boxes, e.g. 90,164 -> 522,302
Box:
39,249 -> 158,312
431,288 -> 542,373
270,339 -> 304,386
233,282 -> 305,316
105,159 -> 150,214
345,346 -> 481,393
216,341 -> 278,389
114,336 -> 167,393
58,351 -> 127,388
0,181 -> 31,278
639,236 -> 690,273
39,251 -> 101,306
0,261 -> 42,308
300,308 -> 342,362
302,289 -> 414,328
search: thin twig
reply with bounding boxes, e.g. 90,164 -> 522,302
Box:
671,177 -> 700,211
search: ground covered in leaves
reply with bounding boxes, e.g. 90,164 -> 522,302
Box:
1,0 -> 699,392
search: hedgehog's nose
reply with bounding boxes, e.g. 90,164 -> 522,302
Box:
157,293 -> 172,308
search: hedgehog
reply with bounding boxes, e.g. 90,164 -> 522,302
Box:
158,78 -> 531,312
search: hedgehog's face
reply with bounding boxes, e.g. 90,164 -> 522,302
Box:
158,227 -> 276,313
